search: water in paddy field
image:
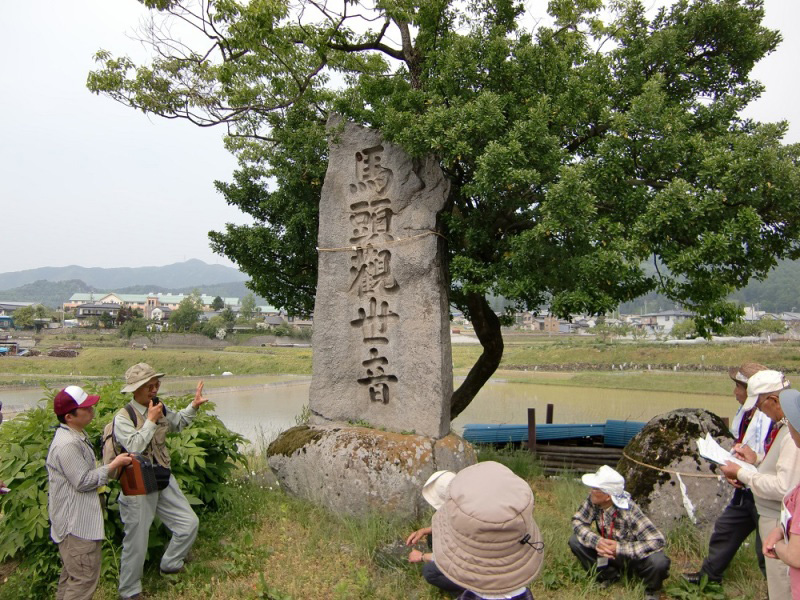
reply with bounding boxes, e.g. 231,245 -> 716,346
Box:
0,374 -> 732,447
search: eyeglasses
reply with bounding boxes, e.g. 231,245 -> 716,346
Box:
145,381 -> 161,391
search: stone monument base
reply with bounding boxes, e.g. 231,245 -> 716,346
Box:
266,424 -> 476,518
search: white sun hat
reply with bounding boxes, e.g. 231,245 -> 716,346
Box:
581,465 -> 631,509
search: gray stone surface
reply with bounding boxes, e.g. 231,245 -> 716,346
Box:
617,408 -> 735,534
309,116 -> 452,439
267,425 -> 476,518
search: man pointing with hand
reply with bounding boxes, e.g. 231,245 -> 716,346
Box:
115,363 -> 209,600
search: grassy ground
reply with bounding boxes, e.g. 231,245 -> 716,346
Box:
3,339 -> 799,381
1,449 -> 765,600
453,339 -> 800,373
0,347 -> 312,379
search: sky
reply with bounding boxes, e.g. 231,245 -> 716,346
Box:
1,0 -> 798,273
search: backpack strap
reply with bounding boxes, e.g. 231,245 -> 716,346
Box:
124,402 -> 138,427
112,403 -> 141,453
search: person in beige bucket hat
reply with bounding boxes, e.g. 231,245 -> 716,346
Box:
114,363 -> 211,600
406,470 -> 465,594
431,461 -> 543,600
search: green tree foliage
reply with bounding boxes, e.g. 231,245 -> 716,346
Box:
201,315 -> 228,339
0,382 -> 245,599
211,295 -> 225,311
724,316 -> 786,336
99,312 -> 116,329
670,318 -> 698,339
12,305 -> 51,329
88,0 -> 800,417
118,317 -> 149,339
239,292 -> 258,320
220,307 -> 237,325
169,291 -> 203,331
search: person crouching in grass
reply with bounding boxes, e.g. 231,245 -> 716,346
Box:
569,465 -> 670,600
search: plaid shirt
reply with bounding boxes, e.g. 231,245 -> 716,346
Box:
572,497 -> 665,560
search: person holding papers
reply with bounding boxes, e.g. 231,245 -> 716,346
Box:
761,389 -> 800,599
718,370 -> 800,600
684,362 -> 771,585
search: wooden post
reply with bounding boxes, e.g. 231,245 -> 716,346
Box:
722,417 -> 730,429
528,408 -> 536,456
546,403 -> 554,424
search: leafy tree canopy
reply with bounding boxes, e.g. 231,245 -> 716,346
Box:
239,292 -> 258,320
211,295 -> 225,311
89,0 -> 800,416
12,305 -> 51,329
169,291 -> 203,331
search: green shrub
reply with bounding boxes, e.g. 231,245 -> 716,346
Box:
0,381 -> 246,598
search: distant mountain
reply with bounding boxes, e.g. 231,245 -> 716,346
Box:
0,259 -> 248,291
0,279 -> 97,308
619,258 -> 800,315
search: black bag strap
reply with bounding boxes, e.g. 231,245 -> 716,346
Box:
112,403 -> 140,453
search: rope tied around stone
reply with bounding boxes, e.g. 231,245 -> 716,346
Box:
316,230 -> 447,253
621,451 -> 723,479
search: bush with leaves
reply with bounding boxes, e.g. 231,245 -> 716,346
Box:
0,382 -> 245,598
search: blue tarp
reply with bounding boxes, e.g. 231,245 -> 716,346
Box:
462,420 -> 645,447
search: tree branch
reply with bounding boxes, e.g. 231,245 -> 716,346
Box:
565,123 -> 610,153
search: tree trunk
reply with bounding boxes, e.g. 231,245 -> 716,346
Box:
450,292 -> 504,420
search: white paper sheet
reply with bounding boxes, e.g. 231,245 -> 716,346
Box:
696,433 -> 757,472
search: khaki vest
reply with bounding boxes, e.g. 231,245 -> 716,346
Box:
122,402 -> 172,468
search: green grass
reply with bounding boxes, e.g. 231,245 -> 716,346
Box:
1,450 -> 765,600
0,347 -> 312,378
452,340 -> 800,374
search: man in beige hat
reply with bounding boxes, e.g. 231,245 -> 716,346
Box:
115,363 -> 209,600
720,369 -> 800,600
430,461 -> 543,600
684,362 -> 771,585
570,465 -> 669,600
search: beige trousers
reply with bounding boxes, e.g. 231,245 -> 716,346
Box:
759,515 -> 792,600
56,534 -> 102,600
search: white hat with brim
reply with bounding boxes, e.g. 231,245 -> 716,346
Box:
422,470 -> 456,510
743,369 -> 790,411
432,461 -> 543,596
581,465 -> 631,509
121,362 -> 165,393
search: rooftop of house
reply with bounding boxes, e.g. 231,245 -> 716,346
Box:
67,292 -> 240,305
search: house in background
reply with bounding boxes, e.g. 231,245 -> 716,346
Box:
639,310 -> 694,334
75,303 -> 121,325
64,293 -> 240,318
0,302 -> 34,316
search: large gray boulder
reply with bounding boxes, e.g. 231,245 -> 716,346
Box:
617,408 -> 735,533
267,425 -> 476,518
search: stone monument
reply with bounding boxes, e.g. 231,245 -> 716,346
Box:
267,117 -> 475,517
309,115 -> 452,438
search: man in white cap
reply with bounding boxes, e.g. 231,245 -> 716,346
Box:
569,465 -> 670,600
406,470 -> 464,593
47,386 -> 133,600
720,369 -> 800,600
431,461 -> 543,600
115,363 -> 209,600
684,362 -> 771,584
